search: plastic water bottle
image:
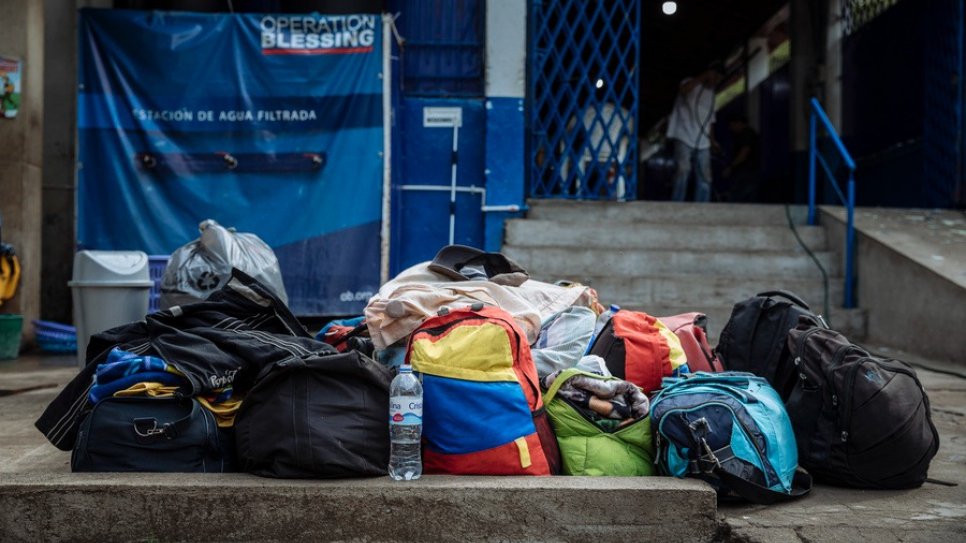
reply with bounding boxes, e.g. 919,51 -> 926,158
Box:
388,364 -> 423,481
593,304 -> 621,336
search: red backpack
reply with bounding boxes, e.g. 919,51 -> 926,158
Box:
658,312 -> 724,373
588,310 -> 688,394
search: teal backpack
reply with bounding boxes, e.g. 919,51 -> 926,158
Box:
650,372 -> 812,504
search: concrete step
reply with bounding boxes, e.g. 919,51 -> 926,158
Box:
506,220 -> 827,252
505,247 -> 841,279
526,200 -> 809,226
0,473 -> 718,542
621,304 -> 868,342
559,274 -> 844,310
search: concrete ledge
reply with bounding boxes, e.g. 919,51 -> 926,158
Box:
0,474 -> 717,542
820,207 -> 966,363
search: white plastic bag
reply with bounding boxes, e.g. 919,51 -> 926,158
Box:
159,219 -> 288,309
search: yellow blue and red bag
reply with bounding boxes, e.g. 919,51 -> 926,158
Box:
407,305 -> 560,475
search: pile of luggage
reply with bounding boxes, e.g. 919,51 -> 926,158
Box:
35,245 -> 940,505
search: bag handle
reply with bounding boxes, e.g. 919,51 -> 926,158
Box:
132,398 -> 202,442
756,290 -> 810,310
715,465 -> 813,505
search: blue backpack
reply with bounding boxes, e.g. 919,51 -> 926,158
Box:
651,372 -> 812,504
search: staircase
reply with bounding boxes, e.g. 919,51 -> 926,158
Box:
503,200 -> 866,340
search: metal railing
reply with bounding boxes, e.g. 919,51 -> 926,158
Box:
808,97 -> 857,309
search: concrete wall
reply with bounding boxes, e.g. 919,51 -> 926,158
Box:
821,208 -> 966,364
40,0 -> 83,324
483,0 -> 527,251
0,0 -> 44,345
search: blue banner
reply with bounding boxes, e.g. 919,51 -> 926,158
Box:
78,9 -> 384,315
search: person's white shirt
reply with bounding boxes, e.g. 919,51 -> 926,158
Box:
666,78 -> 715,149
560,102 -> 632,198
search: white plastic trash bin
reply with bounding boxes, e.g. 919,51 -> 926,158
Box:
69,251 -> 153,367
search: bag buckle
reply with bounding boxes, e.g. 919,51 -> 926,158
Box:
134,417 -> 168,438
699,438 -> 722,472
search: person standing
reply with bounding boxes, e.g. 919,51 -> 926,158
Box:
666,62 -> 724,202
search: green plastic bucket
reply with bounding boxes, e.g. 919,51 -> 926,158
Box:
0,314 -> 24,360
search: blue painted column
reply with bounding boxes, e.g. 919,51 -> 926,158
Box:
483,0 -> 527,252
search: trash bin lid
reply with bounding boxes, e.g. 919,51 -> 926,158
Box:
69,250 -> 152,285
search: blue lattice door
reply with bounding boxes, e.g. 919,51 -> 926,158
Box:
528,0 -> 640,200
921,0 -> 964,207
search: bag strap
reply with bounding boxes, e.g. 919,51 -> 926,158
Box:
686,418 -> 811,505
715,465 -> 813,505
132,398 -> 203,442
756,290 -> 810,310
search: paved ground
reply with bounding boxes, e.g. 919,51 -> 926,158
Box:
717,345 -> 966,543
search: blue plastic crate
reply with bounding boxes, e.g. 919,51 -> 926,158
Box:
148,255 -> 169,313
32,320 -> 77,353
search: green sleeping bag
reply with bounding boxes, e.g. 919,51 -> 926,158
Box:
543,368 -> 656,476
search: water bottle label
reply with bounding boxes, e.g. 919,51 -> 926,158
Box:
389,396 -> 423,425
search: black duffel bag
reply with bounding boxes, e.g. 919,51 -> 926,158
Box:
715,290 -> 828,400
235,350 -> 392,478
72,396 -> 233,472
785,320 -> 940,489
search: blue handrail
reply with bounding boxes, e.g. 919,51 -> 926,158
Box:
808,97 -> 857,309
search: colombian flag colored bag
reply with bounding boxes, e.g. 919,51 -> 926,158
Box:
407,305 -> 560,475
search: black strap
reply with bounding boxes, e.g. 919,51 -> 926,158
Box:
132,398 -> 201,442
715,465 -> 813,505
756,290 -> 810,310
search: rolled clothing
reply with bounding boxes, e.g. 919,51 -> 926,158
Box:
542,370 -> 649,421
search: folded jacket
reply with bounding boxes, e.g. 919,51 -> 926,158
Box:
365,262 -> 600,350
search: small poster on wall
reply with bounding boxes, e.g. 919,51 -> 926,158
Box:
0,56 -> 22,119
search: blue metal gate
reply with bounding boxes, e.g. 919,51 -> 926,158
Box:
922,0 -> 964,207
528,0 -> 640,200
389,0 -> 488,274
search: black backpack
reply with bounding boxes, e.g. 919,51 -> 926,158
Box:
235,350 -> 392,478
715,290 -> 827,400
785,321 -> 940,489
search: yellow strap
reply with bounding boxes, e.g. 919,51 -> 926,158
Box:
514,437 -> 532,469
